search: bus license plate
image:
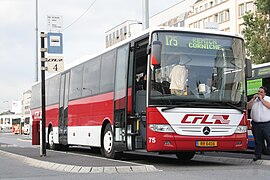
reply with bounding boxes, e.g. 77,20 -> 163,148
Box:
196,141 -> 217,147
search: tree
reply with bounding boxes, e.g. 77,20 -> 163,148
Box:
242,0 -> 270,64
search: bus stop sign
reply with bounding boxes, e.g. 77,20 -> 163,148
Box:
47,32 -> 63,54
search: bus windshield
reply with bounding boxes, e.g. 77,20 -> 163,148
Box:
149,31 -> 245,108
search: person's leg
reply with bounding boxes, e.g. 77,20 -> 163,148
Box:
252,122 -> 264,159
262,122 -> 270,155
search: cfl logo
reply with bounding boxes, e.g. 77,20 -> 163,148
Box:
181,114 -> 230,124
34,111 -> 42,119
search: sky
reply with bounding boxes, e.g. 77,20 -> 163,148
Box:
0,0 -> 184,112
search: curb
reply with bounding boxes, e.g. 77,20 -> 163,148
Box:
194,154 -> 270,166
0,149 -> 160,174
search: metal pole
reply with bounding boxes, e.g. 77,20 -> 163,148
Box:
40,32 -> 46,156
142,0 -> 149,29
35,0 -> 39,82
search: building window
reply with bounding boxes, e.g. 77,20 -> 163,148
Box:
179,21 -> 184,27
194,21 -> 198,28
239,4 -> 245,16
205,3 -> 208,9
199,20 -> 203,28
219,12 -> 224,23
214,14 -> 218,23
246,2 -> 253,13
116,30 -> 119,39
225,9 -> 230,21
120,28 -> 123,35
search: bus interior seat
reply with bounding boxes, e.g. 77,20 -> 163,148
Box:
161,81 -> 170,94
151,90 -> 162,96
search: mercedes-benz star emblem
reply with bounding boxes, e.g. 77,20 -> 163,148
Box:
203,126 -> 211,135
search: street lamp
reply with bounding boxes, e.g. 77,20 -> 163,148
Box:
35,0 -> 39,82
128,21 -> 143,37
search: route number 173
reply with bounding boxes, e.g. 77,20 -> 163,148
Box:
165,35 -> 178,46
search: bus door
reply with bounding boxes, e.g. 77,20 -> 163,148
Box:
113,44 -> 130,151
59,72 -> 70,145
126,38 -> 149,150
133,39 -> 149,150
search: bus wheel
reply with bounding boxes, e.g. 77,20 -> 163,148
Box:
101,124 -> 117,159
48,129 -> 56,150
176,151 -> 195,161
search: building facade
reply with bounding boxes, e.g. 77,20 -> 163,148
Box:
105,0 -> 197,47
105,20 -> 143,48
186,0 -> 255,34
150,0 -> 197,27
105,0 -> 256,47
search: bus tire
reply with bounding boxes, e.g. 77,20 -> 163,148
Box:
176,151 -> 195,161
101,123 -> 119,159
48,129 -> 56,150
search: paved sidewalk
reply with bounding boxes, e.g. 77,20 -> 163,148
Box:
1,137 -> 270,174
0,143 -> 158,174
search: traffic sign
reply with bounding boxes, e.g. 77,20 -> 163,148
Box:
47,33 -> 63,54
46,56 -> 64,73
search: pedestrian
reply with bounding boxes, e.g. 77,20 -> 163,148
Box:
247,86 -> 270,161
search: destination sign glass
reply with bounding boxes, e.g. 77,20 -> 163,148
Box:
164,34 -> 231,50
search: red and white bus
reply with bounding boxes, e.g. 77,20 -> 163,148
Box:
31,27 -> 250,160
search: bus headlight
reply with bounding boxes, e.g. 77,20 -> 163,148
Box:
149,124 -> 175,133
235,126 -> 247,133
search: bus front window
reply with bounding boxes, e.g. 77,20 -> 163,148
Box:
149,32 -> 245,109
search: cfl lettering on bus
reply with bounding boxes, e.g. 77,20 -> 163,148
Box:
181,114 -> 230,124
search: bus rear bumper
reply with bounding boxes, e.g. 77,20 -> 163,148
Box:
147,133 -> 247,152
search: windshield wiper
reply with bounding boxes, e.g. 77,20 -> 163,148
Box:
221,102 -> 245,113
161,102 -> 210,112
161,102 -> 245,113
161,104 -> 189,112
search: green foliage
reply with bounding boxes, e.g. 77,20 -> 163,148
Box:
242,0 -> 270,64
256,0 -> 270,13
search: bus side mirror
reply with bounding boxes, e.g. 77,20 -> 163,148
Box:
245,58 -> 252,78
151,41 -> 162,66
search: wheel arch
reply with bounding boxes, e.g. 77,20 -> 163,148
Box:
47,123 -> 53,143
101,119 -> 112,146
